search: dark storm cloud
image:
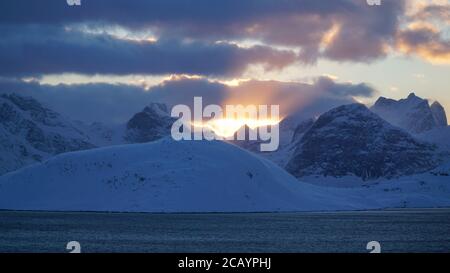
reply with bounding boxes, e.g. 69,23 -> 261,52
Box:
314,77 -> 375,97
1,0 -> 446,75
322,1 -> 402,62
0,0 -> 408,75
0,25 -> 296,77
0,0 -> 356,27
0,76 -> 376,124
0,77 -> 152,124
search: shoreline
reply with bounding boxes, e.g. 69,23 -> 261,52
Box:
1,207 -> 450,215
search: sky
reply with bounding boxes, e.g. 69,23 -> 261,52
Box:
0,0 -> 449,124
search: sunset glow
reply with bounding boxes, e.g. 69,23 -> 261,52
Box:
191,118 -> 282,138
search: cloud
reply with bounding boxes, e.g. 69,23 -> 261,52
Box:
224,76 -> 376,117
411,3 -> 450,23
397,1 -> 450,64
0,0 -> 370,27
0,0 -> 408,67
0,78 -> 152,124
314,76 -> 375,97
396,24 -> 450,64
0,76 -> 376,124
322,0 -> 404,62
1,0 -> 447,73
0,25 -> 297,77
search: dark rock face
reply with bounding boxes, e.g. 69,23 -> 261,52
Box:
286,104 -> 439,180
291,118 -> 315,144
371,93 -> 445,134
124,103 -> 174,143
431,101 -> 448,127
0,94 -> 95,175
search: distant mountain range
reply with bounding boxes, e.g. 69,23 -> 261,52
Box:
0,94 -> 94,175
1,92 -> 449,182
1,92 -> 450,212
371,92 -> 447,134
0,95 -> 173,175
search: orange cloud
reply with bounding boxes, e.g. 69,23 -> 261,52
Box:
396,24 -> 450,64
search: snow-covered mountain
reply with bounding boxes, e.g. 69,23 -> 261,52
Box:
124,103 -> 175,143
431,101 -> 448,127
0,94 -> 180,175
0,94 -> 95,175
371,93 -> 447,134
286,103 -> 442,180
0,137 -> 361,212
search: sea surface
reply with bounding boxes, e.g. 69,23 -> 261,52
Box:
1,209 -> 449,253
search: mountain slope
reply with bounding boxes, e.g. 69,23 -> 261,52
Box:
371,93 -> 447,134
0,138 -> 360,212
417,126 -> 450,150
286,104 -> 440,180
0,94 -> 95,175
430,101 -> 448,127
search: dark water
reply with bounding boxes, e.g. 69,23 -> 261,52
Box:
1,209 -> 449,253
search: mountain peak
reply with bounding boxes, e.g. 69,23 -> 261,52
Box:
407,92 -> 417,99
373,96 -> 396,106
404,92 -> 426,105
431,101 -> 443,108
124,102 -> 174,143
317,103 -> 374,121
371,93 -> 442,134
286,103 -> 439,180
143,102 -> 169,117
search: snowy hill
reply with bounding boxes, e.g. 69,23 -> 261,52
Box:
298,165 -> 450,209
286,104 -> 441,180
0,138 -> 361,212
73,121 -> 126,147
371,93 -> 447,134
1,137 -> 449,212
0,94 -> 95,175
